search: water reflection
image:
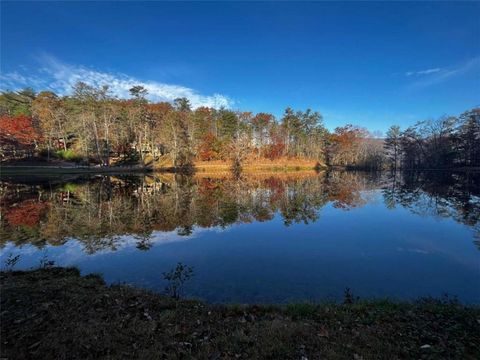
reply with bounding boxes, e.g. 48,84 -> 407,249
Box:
382,171 -> 480,248
1,171 -> 479,253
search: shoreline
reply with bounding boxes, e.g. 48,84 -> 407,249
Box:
1,158 -> 325,174
2,163 -> 479,176
2,268 -> 479,359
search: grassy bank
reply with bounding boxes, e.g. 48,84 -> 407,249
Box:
1,165 -> 151,175
1,268 -> 479,359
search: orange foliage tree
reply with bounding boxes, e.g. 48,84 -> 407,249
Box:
328,124 -> 368,166
198,132 -> 220,161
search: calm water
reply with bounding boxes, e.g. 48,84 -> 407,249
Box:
1,171 -> 479,303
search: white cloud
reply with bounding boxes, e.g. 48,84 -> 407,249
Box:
0,55 -> 233,109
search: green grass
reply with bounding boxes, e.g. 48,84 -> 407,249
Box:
1,268 -> 479,359
55,149 -> 81,161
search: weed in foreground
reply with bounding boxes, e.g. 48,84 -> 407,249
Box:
163,262 -> 194,299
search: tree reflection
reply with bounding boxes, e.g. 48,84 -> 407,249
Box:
1,170 -> 479,252
382,171 -> 480,245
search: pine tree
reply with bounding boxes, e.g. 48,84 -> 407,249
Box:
384,125 -> 401,170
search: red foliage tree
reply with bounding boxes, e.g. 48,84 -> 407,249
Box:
263,126 -> 285,160
5,200 -> 48,228
0,115 -> 42,158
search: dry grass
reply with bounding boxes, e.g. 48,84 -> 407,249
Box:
194,170 -> 322,181
194,157 -> 323,172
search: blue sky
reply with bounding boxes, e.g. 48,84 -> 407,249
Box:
1,1 -> 479,132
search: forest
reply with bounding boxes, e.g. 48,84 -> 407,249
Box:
0,84 -> 479,171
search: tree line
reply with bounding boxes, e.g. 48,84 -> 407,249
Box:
384,109 -> 480,170
0,84 -> 478,170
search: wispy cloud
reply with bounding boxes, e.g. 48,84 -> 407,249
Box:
406,56 -> 480,89
0,55 -> 233,109
0,71 -> 45,89
405,68 -> 441,77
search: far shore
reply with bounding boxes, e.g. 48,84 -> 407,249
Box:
1,159 -> 479,176
1,157 -> 324,175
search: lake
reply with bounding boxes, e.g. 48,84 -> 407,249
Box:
1,171 -> 479,303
